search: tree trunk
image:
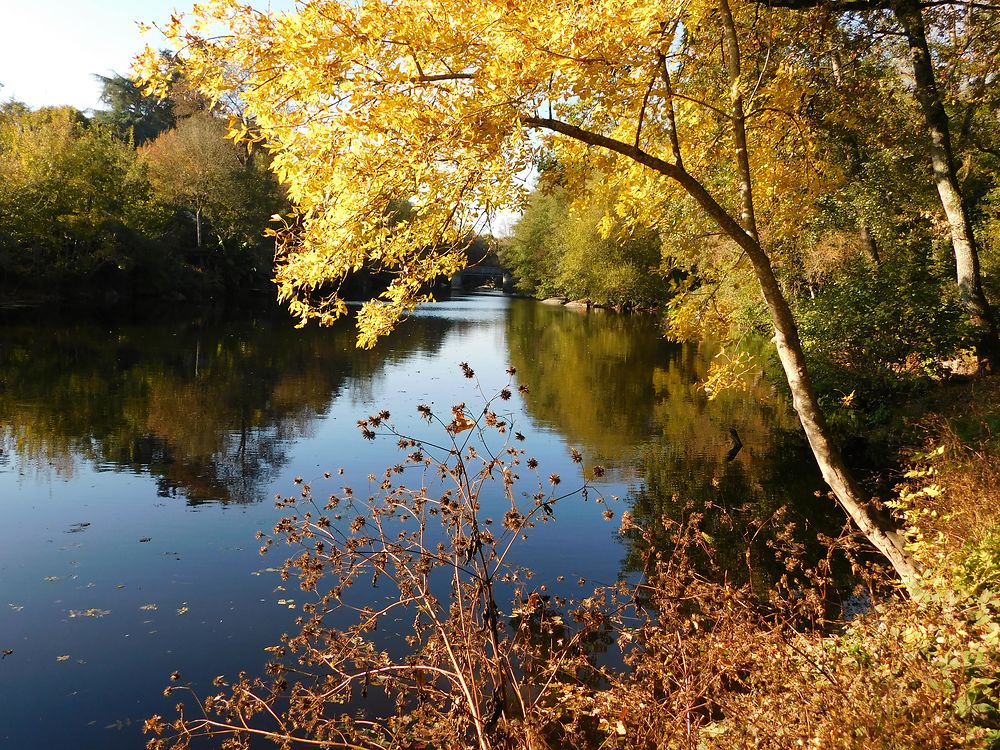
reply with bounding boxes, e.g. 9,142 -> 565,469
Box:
892,0 -> 1000,364
684,173 -> 920,587
524,115 -> 921,589
860,223 -> 880,265
743,239 -> 919,588
718,0 -> 760,241
755,0 -> 998,363
715,0 -> 917,586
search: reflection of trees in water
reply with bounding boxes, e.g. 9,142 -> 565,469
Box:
505,300 -> 800,476
0,312 -> 458,503
343,315 -> 483,405
505,300 -> 835,589
624,427 -> 841,595
505,301 -> 674,475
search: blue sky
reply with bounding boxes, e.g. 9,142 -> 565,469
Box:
0,1 -> 290,112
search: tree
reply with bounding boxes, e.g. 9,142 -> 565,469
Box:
0,104 -> 149,277
503,181 -> 670,308
758,0 -> 1000,364
137,0 -> 919,585
93,73 -> 175,146
141,112 -> 254,248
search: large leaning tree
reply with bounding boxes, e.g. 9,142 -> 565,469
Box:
137,0 -> 919,586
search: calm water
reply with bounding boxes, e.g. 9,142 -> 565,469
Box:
0,293 -> 819,748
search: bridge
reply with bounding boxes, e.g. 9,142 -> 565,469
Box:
450,265 -> 514,292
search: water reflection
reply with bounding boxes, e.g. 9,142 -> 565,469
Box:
0,313 -> 458,503
506,302 -> 674,470
506,302 -> 826,588
0,295 -> 828,749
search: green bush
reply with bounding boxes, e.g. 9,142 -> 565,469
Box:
796,257 -> 967,413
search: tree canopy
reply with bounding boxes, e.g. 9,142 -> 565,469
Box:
92,73 -> 176,146
141,111 -> 278,249
137,0 -> 831,342
0,100 -> 285,305
136,0 -> 945,584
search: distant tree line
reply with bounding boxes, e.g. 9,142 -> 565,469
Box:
0,73 -> 284,307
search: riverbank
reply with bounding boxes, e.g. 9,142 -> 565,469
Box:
592,373 -> 1000,748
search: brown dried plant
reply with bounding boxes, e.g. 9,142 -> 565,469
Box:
145,364 -> 620,750
144,366 -> 1000,750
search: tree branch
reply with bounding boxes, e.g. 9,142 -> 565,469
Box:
634,74 -> 657,149
522,116 -> 758,255
415,73 -> 476,82
760,0 -> 888,9
657,53 -> 685,167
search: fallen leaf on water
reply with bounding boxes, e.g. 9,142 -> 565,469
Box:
252,567 -> 283,577
68,608 -> 111,619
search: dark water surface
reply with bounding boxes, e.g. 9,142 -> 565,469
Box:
0,293 -> 819,748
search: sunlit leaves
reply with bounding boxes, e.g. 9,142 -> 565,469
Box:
136,0 -> 836,345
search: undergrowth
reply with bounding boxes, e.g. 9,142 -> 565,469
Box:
145,368 -> 1000,750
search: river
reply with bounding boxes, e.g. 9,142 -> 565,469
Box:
0,292 -> 820,748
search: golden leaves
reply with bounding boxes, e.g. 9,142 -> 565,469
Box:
698,348 -> 759,401
135,0 -> 838,344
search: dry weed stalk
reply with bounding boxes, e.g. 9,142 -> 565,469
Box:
145,365 -> 621,750
144,368 -> 1000,750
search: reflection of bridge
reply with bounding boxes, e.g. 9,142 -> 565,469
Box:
451,265 -> 514,292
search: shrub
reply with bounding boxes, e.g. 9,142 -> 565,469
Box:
796,258 -> 967,413
145,366 -> 620,750
145,369 -> 1000,750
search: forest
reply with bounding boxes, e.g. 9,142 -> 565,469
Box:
3,0 -> 1000,746
0,73 -> 284,308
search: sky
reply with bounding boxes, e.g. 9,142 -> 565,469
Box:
0,1 -> 289,113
